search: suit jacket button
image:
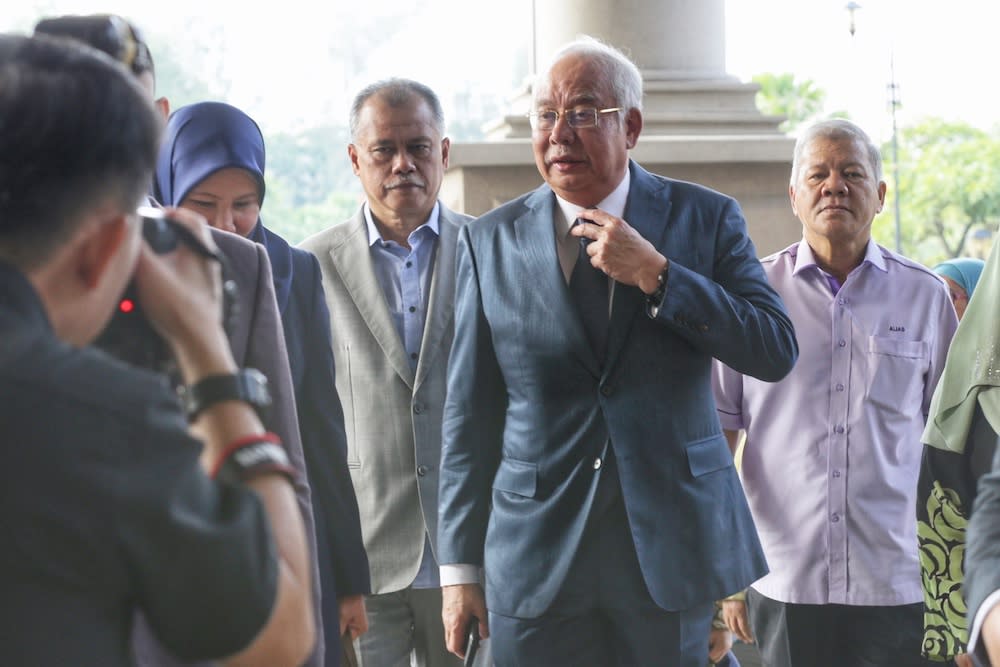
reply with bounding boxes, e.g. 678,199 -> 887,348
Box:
413,402 -> 424,414
600,386 -> 612,396
593,457 -> 602,470
417,465 -> 429,476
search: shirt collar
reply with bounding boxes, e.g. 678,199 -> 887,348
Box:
553,168 -> 631,237
364,200 -> 440,247
792,237 -> 888,277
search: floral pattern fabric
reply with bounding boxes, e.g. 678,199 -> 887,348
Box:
917,471 -> 969,660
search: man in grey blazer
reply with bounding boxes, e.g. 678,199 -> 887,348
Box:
300,79 -> 470,667
437,36 -> 797,667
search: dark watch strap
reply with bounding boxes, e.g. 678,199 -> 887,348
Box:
180,368 -> 271,422
645,262 -> 670,319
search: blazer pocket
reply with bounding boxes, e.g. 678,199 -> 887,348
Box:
685,435 -> 733,478
492,457 -> 538,498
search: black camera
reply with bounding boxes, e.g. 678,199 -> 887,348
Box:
93,207 -> 237,377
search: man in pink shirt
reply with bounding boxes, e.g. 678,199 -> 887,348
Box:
713,119 -> 957,667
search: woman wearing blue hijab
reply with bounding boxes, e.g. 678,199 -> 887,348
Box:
155,101 -> 371,667
934,257 -> 986,321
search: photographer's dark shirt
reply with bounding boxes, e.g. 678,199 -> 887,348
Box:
0,261 -> 278,666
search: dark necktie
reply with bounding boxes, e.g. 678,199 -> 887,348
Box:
570,220 -> 608,361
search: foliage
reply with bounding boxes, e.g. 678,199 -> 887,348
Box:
145,26 -> 232,110
752,71 -> 999,264
878,118 -> 1000,265
149,36 -> 362,244
752,72 -> 842,133
265,181 -> 362,246
266,125 -> 356,206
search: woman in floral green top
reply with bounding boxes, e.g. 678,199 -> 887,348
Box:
918,250 -> 997,666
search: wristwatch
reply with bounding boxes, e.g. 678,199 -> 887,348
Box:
180,368 -> 271,422
645,261 -> 670,319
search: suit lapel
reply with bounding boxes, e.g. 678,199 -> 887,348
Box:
605,163 -> 672,373
517,188 -> 602,377
414,207 -> 459,389
329,212 -> 415,388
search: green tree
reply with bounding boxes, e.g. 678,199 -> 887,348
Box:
144,23 -> 233,109
879,118 -> 1000,265
266,125 -> 356,207
752,72 -> 836,133
264,181 -> 361,245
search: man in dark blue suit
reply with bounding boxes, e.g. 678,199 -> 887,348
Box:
436,35 -> 798,667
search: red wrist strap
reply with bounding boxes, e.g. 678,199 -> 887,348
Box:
210,431 -> 282,479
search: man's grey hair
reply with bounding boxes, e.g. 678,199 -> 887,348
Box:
349,77 -> 445,141
534,35 -> 644,118
791,118 -> 883,185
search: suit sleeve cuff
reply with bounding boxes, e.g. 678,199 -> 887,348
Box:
440,564 -> 481,587
968,589 -> 1000,660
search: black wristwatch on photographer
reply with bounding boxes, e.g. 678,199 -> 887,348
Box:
180,368 -> 271,423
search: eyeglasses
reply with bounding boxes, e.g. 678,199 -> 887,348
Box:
526,107 -> 622,131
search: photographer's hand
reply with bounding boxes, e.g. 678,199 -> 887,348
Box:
131,207 -> 235,383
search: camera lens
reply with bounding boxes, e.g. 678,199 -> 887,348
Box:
136,206 -> 180,254
142,217 -> 180,254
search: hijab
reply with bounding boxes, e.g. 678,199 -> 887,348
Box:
933,257 -> 986,299
154,101 -> 293,308
923,244 -> 1000,452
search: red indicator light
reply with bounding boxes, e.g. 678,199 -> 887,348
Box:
120,299 -> 135,313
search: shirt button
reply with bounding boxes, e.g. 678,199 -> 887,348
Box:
835,425 -> 845,434
838,339 -> 846,347
593,457 -> 602,470
417,465 -> 429,476
832,470 -> 842,478
835,383 -> 845,391
406,261 -> 412,268
831,514 -> 840,522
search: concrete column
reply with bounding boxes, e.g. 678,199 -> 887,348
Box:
485,0 -> 781,139
532,0 -> 727,80
443,0 -> 802,256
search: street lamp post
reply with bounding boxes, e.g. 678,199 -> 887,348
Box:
845,2 -> 903,253
846,1 -> 861,36
888,51 -> 902,253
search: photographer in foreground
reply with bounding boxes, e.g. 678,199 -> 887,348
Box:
0,33 -> 313,667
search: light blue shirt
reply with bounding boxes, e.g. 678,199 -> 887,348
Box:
364,202 -> 440,372
364,201 -> 441,588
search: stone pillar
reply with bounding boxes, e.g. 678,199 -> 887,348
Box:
533,0 -> 726,79
441,0 -> 802,256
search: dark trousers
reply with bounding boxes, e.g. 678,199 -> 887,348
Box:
489,490 -> 714,666
746,588 -> 934,667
